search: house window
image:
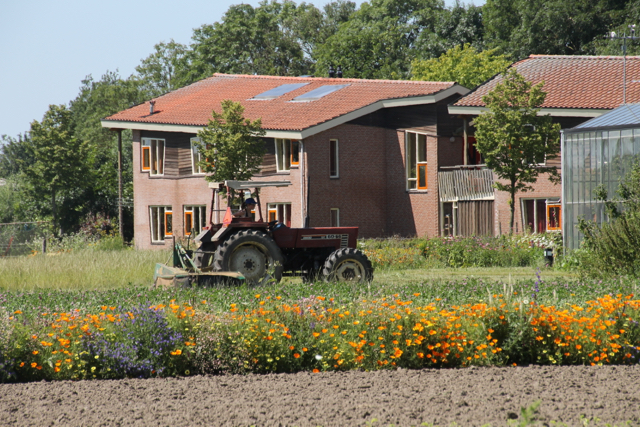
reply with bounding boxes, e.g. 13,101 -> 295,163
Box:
291,140 -> 300,166
406,132 -> 427,190
522,199 -> 562,233
268,203 -> 292,227
184,205 -> 207,235
547,204 -> 562,231
142,138 -> 165,175
330,139 -> 339,178
150,206 -> 172,242
275,139 -> 291,172
330,208 -> 339,227
190,138 -> 204,175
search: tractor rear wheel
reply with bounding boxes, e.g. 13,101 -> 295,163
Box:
322,248 -> 374,283
213,230 -> 284,285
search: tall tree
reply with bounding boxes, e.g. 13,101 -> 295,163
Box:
195,100 -> 266,199
70,71 -> 146,238
24,105 -> 91,235
414,1 -> 485,60
474,70 -> 561,233
186,1 -> 315,81
484,0 -> 629,60
412,44 -> 510,89
314,0 -> 445,79
135,40 -> 190,97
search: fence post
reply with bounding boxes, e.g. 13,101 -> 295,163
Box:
42,237 -> 47,254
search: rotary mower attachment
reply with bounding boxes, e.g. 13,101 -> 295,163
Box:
153,239 -> 245,288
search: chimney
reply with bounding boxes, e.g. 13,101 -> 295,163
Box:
336,65 -> 343,78
328,65 -> 335,78
149,100 -> 156,115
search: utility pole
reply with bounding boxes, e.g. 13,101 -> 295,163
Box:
608,25 -> 640,104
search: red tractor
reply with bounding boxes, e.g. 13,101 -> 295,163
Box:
192,180 -> 374,285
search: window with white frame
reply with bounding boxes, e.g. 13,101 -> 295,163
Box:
406,132 -> 427,190
141,138 -> 165,175
268,203 -> 292,227
330,139 -> 339,178
150,206 -> 172,242
275,139 -> 291,172
190,138 -> 205,175
330,208 -> 339,227
184,205 -> 207,235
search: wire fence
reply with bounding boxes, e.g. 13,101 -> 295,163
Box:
0,221 -> 50,257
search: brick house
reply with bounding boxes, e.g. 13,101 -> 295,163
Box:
448,55 -> 640,236
102,74 -> 469,249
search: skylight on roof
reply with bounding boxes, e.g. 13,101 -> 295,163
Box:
251,83 -> 309,100
291,84 -> 350,102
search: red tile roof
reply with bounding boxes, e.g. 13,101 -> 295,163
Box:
453,55 -> 640,110
103,74 -> 461,131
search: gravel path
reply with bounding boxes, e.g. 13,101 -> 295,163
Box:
2,365 -> 639,426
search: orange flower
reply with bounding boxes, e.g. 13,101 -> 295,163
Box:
312,332 -> 320,338
293,353 -> 300,358
312,369 -> 320,373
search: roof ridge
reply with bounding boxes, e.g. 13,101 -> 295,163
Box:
528,54 -> 640,60
211,73 -> 455,85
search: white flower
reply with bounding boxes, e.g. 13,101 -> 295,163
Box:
315,354 -> 323,360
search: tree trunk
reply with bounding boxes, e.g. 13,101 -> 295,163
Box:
509,185 -> 516,234
51,191 -> 58,237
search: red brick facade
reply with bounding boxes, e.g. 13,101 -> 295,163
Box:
130,103 -> 468,249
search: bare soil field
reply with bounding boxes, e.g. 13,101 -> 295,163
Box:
1,365 -> 639,427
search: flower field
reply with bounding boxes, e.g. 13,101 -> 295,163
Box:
2,282 -> 639,382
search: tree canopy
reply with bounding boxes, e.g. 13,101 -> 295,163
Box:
483,0 -> 630,60
24,105 -> 91,235
195,100 -> 266,198
473,70 -> 561,233
411,44 -> 510,89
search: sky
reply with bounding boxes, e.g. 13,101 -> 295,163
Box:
0,0 -> 479,139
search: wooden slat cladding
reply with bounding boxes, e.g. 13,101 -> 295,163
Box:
258,138 -> 277,176
141,131 -> 195,177
438,169 -> 494,202
458,200 -> 494,236
348,105 -> 437,133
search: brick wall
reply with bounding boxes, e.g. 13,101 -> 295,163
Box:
132,130 -> 213,250
493,171 -> 561,235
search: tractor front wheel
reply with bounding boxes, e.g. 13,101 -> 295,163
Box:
322,248 -> 374,283
213,230 -> 284,285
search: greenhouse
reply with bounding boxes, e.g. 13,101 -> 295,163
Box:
562,104 -> 640,249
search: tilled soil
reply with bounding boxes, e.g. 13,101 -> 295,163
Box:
1,365 -> 639,426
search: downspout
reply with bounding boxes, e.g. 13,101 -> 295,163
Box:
300,140 -> 306,227
463,117 -> 468,166
560,130 -> 565,253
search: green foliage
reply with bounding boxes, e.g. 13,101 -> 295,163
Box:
361,235 -> 547,270
412,44 -> 510,89
186,1 -> 319,80
195,100 -> 266,197
474,70 -> 561,233
414,1 -> 485,59
135,40 -> 190,97
577,162 -> 640,278
314,0 -> 445,79
23,105 -> 91,235
483,0 -> 629,60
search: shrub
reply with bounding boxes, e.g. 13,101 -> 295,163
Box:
361,235 -> 547,269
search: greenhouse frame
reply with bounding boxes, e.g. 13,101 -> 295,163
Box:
562,104 -> 640,249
